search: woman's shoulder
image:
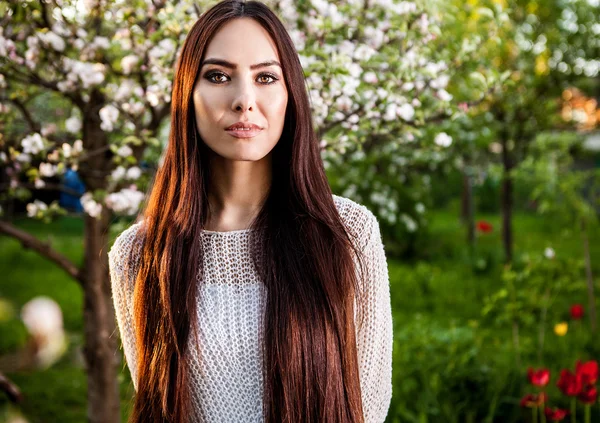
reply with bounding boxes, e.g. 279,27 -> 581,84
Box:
109,220 -> 145,257
332,194 -> 379,248
108,219 -> 146,281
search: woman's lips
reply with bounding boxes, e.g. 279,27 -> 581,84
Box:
225,128 -> 263,138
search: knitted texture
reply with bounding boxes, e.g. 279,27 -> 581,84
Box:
109,194 -> 393,422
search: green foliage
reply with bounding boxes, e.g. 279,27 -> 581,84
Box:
482,253 -> 585,330
515,131 -> 600,229
0,318 -> 28,355
388,317 -> 495,423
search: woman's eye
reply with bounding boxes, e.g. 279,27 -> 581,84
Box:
205,72 -> 278,85
208,73 -> 225,84
257,74 -> 278,84
206,72 -> 229,84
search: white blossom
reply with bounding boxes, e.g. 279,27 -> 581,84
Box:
21,297 -> 63,336
335,95 -> 353,112
111,166 -> 126,181
65,116 -> 82,133
434,132 -> 453,147
73,140 -> 83,153
354,44 -> 377,61
364,26 -> 385,49
418,13 -> 430,34
146,85 -> 161,107
81,192 -> 103,218
430,74 -> 450,89
39,162 -> 58,177
122,101 -> 145,116
21,133 -> 44,155
41,124 -> 57,137
92,36 -> 110,50
26,199 -> 48,217
400,213 -> 418,232
384,104 -> 397,121
120,55 -> 139,74
37,31 -> 65,52
489,142 -> 502,154
105,187 -> 144,215
397,103 -> 415,121
16,153 -> 31,163
402,82 -> 414,92
393,1 -> 417,14
61,143 -> 72,158
116,145 -> 133,157
21,296 -> 66,368
437,89 -> 453,102
62,58 -> 106,89
99,104 -> 119,132
544,247 -> 556,259
126,166 -> 142,180
363,72 -> 378,84
306,74 -> 323,90
289,29 -> 306,51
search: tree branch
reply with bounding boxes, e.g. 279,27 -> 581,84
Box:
0,220 -> 83,285
8,97 -> 41,133
0,372 -> 23,404
2,63 -> 84,108
0,182 -> 83,197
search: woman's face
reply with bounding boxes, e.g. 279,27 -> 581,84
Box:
193,18 -> 288,162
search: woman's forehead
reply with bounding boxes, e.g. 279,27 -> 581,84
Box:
203,18 -> 281,67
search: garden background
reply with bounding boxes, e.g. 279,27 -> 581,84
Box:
0,0 -> 599,422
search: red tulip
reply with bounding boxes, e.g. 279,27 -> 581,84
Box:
528,367 -> 551,387
557,369 -> 583,396
476,220 -> 493,233
545,407 -> 569,421
570,304 -> 584,320
578,385 -> 598,404
576,360 -> 598,386
520,392 -> 547,408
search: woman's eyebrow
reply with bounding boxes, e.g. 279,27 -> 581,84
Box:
201,58 -> 282,70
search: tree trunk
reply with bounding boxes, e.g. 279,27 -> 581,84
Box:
461,167 -> 475,247
82,209 -> 121,423
80,94 -> 121,423
500,137 -> 513,264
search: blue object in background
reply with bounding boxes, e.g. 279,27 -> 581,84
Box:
59,168 -> 85,212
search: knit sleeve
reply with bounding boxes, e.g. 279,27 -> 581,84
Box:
108,222 -> 144,391
355,212 -> 393,423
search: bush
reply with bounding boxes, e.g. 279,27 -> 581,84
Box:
388,316 -> 497,423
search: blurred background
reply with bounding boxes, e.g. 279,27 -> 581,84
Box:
0,0 -> 599,421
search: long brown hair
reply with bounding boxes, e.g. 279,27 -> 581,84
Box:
131,1 -> 366,421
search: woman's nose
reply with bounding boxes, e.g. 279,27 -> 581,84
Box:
232,79 -> 256,112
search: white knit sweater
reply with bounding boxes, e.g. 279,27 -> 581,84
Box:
109,194 -> 393,422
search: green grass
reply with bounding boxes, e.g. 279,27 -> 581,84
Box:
0,207 -> 598,422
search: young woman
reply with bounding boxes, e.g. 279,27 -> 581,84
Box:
108,1 -> 392,422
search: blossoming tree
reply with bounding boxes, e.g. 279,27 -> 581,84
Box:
447,0 -> 600,263
0,0 -> 499,420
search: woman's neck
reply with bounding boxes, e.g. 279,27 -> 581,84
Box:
205,154 -> 272,232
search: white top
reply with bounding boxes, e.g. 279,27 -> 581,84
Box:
109,194 -> 393,422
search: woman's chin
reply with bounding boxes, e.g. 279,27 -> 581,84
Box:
213,146 -> 273,163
